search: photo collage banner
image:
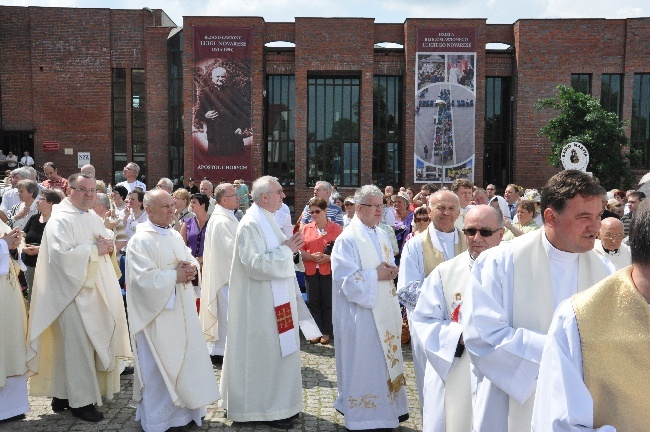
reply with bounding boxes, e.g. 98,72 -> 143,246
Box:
415,28 -> 476,183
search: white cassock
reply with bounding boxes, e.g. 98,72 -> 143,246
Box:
332,217 -> 409,430
274,209 -> 294,238
126,221 -> 220,432
531,299 -> 616,432
220,204 -> 319,422
462,229 -> 613,431
201,204 -> 239,356
0,220 -> 29,420
397,223 -> 466,409
411,251 -> 474,432
27,198 -> 131,408
593,239 -> 631,270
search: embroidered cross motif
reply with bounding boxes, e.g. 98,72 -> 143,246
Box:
275,302 -> 294,334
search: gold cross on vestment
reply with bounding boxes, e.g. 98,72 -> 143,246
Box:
276,303 -> 294,333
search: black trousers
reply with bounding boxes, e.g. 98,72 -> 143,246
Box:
305,271 -> 333,337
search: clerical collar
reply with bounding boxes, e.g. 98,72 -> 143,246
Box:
434,227 -> 457,242
543,232 -> 578,263
147,220 -> 172,236
603,247 -> 619,254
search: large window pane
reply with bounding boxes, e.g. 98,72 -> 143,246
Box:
112,68 -> 127,182
601,74 -> 623,119
307,77 -> 360,187
373,76 -> 402,187
571,74 -> 591,95
484,77 -> 512,187
131,69 -> 146,181
265,75 -> 296,195
631,74 -> 650,168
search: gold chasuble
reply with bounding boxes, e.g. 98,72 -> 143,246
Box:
572,267 -> 650,432
422,226 -> 467,277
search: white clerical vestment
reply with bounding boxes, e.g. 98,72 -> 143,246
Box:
593,239 -> 631,271
462,229 -> 613,431
201,204 -> 239,356
0,220 -> 29,420
27,199 -> 131,408
126,221 -> 220,432
412,251 -> 474,432
332,217 -> 409,430
397,223 -> 466,407
220,205 -> 318,422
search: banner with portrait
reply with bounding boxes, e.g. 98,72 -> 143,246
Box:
192,26 -> 253,183
414,28 -> 476,184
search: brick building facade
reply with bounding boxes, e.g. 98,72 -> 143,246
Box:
1,7 -> 650,211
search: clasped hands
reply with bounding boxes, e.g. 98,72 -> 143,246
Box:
1,228 -> 22,250
376,262 -> 399,281
96,235 -> 115,256
176,260 -> 198,284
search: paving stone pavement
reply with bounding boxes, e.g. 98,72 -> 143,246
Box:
1,340 -> 423,431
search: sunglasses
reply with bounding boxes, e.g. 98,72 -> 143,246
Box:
414,217 -> 429,223
309,209 -> 322,215
462,228 -> 500,237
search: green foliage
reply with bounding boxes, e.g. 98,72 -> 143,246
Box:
536,85 -> 636,190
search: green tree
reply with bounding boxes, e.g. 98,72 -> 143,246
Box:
536,85 -> 636,189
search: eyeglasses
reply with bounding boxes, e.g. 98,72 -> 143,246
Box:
414,217 -> 429,223
70,186 -> 97,194
602,234 -> 624,240
309,209 -> 322,215
462,228 -> 500,237
359,203 -> 383,210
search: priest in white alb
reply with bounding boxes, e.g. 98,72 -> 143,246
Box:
397,189 -> 466,411
126,189 -> 220,432
220,176 -> 320,430
462,170 -> 614,431
200,182 -> 240,364
593,217 -> 631,270
331,185 -> 409,430
411,205 -> 504,432
0,224 -> 28,423
27,173 -> 131,422
532,199 -> 650,432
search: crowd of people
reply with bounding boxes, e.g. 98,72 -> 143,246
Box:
0,162 -> 648,431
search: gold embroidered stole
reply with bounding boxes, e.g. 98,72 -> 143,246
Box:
437,251 -> 472,431
349,223 -> 405,398
572,267 -> 650,432
422,226 -> 467,277
509,229 -> 610,430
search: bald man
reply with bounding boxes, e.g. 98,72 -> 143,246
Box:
397,190 -> 467,408
593,217 -> 630,270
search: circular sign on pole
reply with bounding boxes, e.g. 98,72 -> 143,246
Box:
560,142 -> 589,172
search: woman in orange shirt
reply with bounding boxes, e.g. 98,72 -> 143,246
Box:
300,197 -> 343,345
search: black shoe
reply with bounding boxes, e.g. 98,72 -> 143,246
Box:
260,417 -> 294,430
211,355 -> 223,365
398,413 -> 409,423
70,404 -> 104,422
121,366 -> 134,375
51,397 -> 70,412
0,414 -> 25,423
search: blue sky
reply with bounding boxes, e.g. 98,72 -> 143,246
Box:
4,0 -> 647,26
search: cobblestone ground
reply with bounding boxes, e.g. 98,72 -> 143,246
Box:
1,340 -> 422,431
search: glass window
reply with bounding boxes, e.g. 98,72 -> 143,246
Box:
484,77 -> 512,187
571,74 -> 592,95
631,74 -> 650,168
131,69 -> 146,181
307,77 -> 360,187
600,74 -> 623,119
373,76 -> 402,188
168,31 -> 183,183
112,69 -> 127,178
265,75 -> 296,201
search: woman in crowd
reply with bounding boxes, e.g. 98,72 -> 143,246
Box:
172,188 -> 194,231
180,193 -> 210,312
300,197 -> 343,345
393,193 -> 414,264
404,206 -> 430,244
606,198 -> 624,218
121,189 -> 147,250
333,195 -> 344,209
22,189 -> 64,301
502,200 -> 539,241
111,185 -> 128,212
342,197 -> 355,227
7,179 -> 39,231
